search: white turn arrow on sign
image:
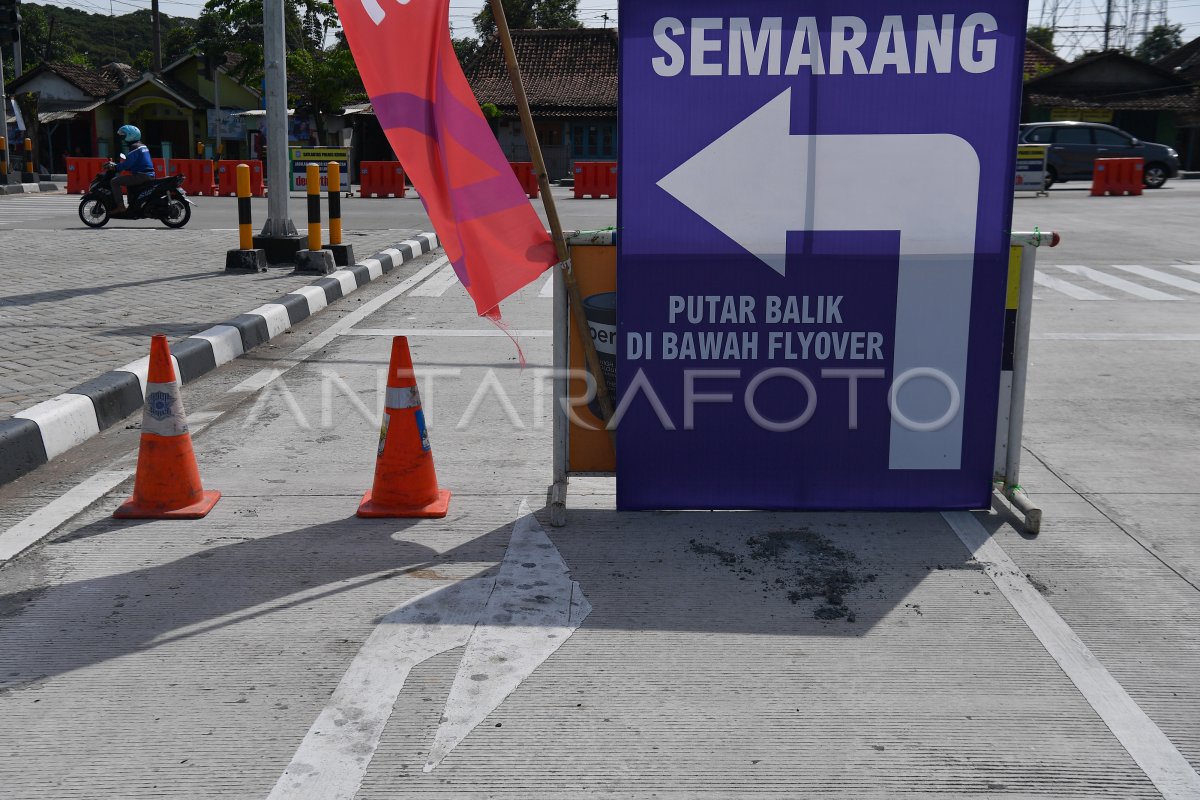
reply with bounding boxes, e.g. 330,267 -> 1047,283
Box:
658,88 -> 983,470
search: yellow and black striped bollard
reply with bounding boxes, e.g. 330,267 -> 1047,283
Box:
22,138 -> 35,183
323,161 -> 354,266
224,162 -> 268,272
294,163 -> 336,274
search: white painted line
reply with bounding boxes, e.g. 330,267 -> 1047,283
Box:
340,329 -> 553,338
1033,333 -> 1200,341
328,270 -> 358,296
1175,264 -> 1200,276
424,499 -> 590,772
266,580 -> 492,800
1110,264 -> 1200,295
188,325 -> 245,367
14,394 -> 102,460
944,511 -> 1200,800
0,470 -> 131,562
267,500 -> 589,797
1033,271 -> 1110,301
285,286 -> 329,317
247,304 -> 293,339
1055,264 -> 1179,301
538,273 -> 555,298
409,263 -> 460,297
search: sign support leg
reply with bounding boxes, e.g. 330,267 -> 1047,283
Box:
1002,242 -> 1043,534
550,261 -> 569,527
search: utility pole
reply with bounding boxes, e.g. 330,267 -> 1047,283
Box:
0,0 -> 18,182
1104,0 -> 1113,50
252,0 -> 301,262
151,0 -> 161,72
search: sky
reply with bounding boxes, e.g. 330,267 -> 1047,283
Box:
23,0 -> 1200,59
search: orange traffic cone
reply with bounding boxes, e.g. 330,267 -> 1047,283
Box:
114,335 -> 221,519
357,336 -> 451,518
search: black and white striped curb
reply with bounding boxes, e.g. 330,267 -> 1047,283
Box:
0,183 -> 60,195
0,233 -> 439,486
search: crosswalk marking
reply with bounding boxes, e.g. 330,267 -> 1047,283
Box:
1110,265 -> 1200,295
1053,265 -> 1179,301
1033,272 -> 1110,301
538,273 -> 555,298
1173,264 -> 1200,278
409,263 -> 460,297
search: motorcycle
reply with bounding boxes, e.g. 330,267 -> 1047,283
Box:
77,162 -> 193,229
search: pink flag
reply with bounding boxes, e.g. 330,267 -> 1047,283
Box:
334,0 -> 558,317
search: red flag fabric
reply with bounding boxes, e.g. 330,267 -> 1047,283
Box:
334,0 -> 557,317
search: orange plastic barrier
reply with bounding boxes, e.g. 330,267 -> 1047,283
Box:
359,161 -> 406,198
573,161 -> 617,199
65,157 -> 110,193
1091,157 -> 1144,197
161,159 -> 216,196
217,160 -> 265,196
509,161 -> 540,199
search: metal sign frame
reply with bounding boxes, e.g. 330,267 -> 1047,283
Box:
550,231 -> 1056,533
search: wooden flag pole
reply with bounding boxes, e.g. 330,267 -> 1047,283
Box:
488,0 -> 618,446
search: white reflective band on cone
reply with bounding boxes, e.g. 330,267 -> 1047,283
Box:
386,386 -> 422,410
141,381 -> 190,437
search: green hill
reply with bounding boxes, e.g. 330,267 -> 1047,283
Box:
14,3 -> 196,71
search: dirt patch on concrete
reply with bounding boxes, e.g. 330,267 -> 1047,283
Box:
691,529 -> 874,623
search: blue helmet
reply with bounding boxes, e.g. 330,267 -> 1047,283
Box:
117,124 -> 142,144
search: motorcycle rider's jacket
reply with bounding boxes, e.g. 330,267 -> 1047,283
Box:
120,144 -> 155,177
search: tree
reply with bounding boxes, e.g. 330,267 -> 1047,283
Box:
453,36 -> 480,67
1134,23 -> 1183,63
196,0 -> 339,83
1026,26 -> 1054,53
473,0 -> 580,38
287,43 -> 362,142
132,49 -> 154,72
163,26 -> 197,63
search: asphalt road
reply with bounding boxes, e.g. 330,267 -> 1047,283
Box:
0,181 -> 1198,797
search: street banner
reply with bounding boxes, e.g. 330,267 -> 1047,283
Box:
333,0 -> 557,317
288,147 -> 351,192
617,4 -> 1029,509
1015,144 -> 1049,192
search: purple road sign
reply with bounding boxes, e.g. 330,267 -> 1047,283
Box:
616,3 -> 1029,510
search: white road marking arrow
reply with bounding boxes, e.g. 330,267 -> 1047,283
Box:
657,88 -> 984,470
267,500 -> 590,799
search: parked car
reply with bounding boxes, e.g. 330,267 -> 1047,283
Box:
1018,121 -> 1181,189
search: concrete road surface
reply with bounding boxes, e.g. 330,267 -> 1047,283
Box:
0,182 -> 1197,798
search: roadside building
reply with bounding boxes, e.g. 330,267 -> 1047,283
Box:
103,53 -> 261,161
1022,49 -> 1200,170
4,61 -> 138,171
5,54 -> 261,172
1155,37 -> 1200,169
465,27 -> 617,180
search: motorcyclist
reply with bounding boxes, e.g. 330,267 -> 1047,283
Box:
110,124 -> 155,215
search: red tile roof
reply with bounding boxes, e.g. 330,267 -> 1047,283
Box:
1024,39 -> 1067,80
466,28 -> 617,119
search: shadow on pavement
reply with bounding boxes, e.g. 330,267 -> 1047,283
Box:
0,272 -> 215,308
0,503 -> 988,690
